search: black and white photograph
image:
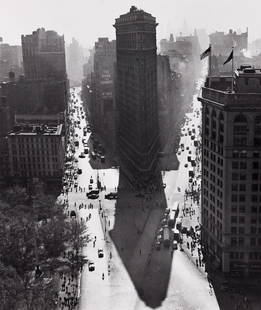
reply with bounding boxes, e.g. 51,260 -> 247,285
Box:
0,0 -> 261,309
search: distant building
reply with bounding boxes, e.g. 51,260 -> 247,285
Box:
209,29 -> 248,57
90,38 -> 116,150
199,65 -> 261,276
0,77 -> 68,114
66,38 -> 84,86
7,124 -> 64,183
22,28 -> 66,81
14,113 -> 64,126
157,55 -> 173,149
0,96 -> 12,137
0,28 -> 68,115
0,42 -> 23,82
114,6 -> 160,184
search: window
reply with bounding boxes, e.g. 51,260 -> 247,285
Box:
251,206 -> 257,213
231,216 -> 237,223
238,238 -> 244,246
232,173 -> 238,181
231,227 -> 237,234
239,227 -> 245,234
239,216 -> 245,224
231,184 -> 238,191
239,184 -> 246,191
239,206 -> 245,213
240,162 -> 247,169
231,194 -> 237,202
232,161 -> 239,169
239,195 -> 245,202
250,238 -> 256,246
253,162 -> 259,169
233,114 -> 248,146
240,174 -> 246,181
231,237 -> 237,246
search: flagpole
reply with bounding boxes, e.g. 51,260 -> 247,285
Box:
209,44 -> 212,77
231,46 -> 234,92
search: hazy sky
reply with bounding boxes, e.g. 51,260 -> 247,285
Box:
0,0 -> 259,48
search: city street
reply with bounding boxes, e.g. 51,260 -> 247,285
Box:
64,79 -> 219,310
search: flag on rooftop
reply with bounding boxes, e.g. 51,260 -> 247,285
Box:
200,45 -> 211,60
223,50 -> 233,65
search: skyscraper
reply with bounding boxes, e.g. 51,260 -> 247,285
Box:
199,66 -> 261,276
114,6 -> 160,184
21,28 -> 66,81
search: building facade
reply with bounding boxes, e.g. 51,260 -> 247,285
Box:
114,6 -> 160,184
199,66 -> 261,276
0,42 -> 23,82
22,28 -> 66,81
7,124 -> 64,182
91,38 -> 116,150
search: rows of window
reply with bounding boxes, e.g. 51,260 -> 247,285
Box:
230,252 -> 261,260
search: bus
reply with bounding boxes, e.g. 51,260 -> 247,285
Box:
163,227 -> 170,248
168,202 -> 180,228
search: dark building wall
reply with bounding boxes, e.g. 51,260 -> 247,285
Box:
21,28 -> 66,81
0,78 -> 67,115
114,6 -> 160,181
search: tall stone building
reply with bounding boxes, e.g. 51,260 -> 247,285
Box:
22,28 -> 66,81
91,38 -> 116,150
114,6 -> 160,184
0,42 -> 23,82
66,38 -> 84,86
199,66 -> 261,276
19,28 -> 68,114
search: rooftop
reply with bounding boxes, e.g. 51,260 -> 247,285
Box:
8,124 -> 63,136
199,66 -> 261,108
114,6 -> 156,25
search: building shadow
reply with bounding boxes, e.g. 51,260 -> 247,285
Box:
110,170 -> 173,308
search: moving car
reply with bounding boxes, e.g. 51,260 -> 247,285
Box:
98,249 -> 104,258
87,189 -> 99,197
155,241 -> 161,250
79,152 -> 85,158
173,240 -> 178,250
70,210 -> 76,218
77,168 -> 82,174
84,148 -> 89,154
105,192 -> 118,200
88,262 -> 95,272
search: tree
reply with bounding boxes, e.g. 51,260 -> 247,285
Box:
0,185 -> 86,309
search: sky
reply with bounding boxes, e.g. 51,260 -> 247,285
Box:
0,0 -> 260,49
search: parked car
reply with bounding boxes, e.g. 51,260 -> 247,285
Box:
77,168 -> 82,174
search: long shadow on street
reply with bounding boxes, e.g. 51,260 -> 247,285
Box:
110,170 -> 173,309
